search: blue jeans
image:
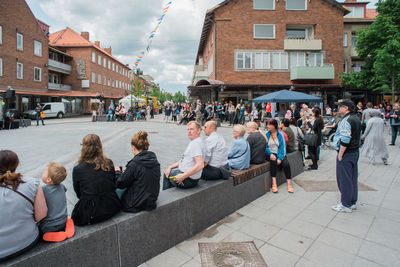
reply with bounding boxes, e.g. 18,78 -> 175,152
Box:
391,125 -> 400,144
116,188 -> 127,199
336,152 -> 359,208
106,114 -> 113,121
162,168 -> 199,190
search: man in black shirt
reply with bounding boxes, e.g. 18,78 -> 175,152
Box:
246,122 -> 266,164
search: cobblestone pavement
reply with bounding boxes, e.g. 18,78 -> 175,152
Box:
1,115 -> 400,267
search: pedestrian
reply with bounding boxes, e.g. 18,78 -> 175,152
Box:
389,103 -> 400,146
195,99 -> 202,125
361,109 -> 389,165
305,107 -> 324,170
35,103 -> 45,126
332,99 -> 361,213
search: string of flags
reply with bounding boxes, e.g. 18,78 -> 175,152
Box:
130,1 -> 172,80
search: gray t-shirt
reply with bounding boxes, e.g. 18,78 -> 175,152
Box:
362,108 -> 375,123
179,137 -> 204,179
40,184 -> 68,232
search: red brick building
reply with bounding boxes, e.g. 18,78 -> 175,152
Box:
189,0 -> 350,106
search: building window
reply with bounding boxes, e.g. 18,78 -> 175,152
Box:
34,41 -> 42,57
255,53 -> 270,69
236,52 -> 252,69
112,80 -> 115,87
103,58 -> 106,67
344,6 -> 364,18
116,65 -> 118,73
351,34 -> 357,47
108,78 -> 111,86
92,72 -> 96,83
112,63 -> 115,71
272,52 -> 288,69
34,67 -> 42,82
286,0 -> 307,10
344,61 -> 348,73
119,80 -> 122,88
254,0 -> 274,10
308,52 -> 324,67
290,52 -> 305,68
98,55 -> 102,65
0,58 -> 3,76
17,33 -> 23,51
254,24 -> 275,39
352,62 -> 363,72
92,52 -> 96,63
98,74 -> 101,84
343,33 -> 348,47
0,25 -> 3,45
17,62 -> 23,79
207,55 -> 213,75
49,73 -> 59,83
108,60 -> 111,69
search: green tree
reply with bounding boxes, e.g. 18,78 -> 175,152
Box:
173,91 -> 186,103
340,0 -> 400,102
132,75 -> 145,97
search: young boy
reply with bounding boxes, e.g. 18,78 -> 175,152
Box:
40,162 -> 68,234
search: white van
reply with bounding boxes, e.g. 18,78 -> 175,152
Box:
24,102 -> 66,119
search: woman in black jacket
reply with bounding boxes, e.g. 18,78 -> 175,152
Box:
72,134 -> 121,226
115,131 -> 161,213
305,108 -> 324,170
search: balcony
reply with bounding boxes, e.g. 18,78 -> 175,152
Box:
48,59 -> 72,74
284,39 -> 322,50
48,82 -> 72,91
290,65 -> 335,80
351,47 -> 358,57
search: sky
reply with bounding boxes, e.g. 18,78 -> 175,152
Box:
26,0 -> 379,95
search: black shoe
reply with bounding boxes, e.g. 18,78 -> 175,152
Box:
305,156 -> 311,160
389,144 -> 395,146
306,165 -> 318,170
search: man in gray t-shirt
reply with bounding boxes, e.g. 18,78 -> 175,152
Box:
163,121 -> 205,190
361,102 -> 374,126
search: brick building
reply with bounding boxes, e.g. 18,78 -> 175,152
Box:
188,0 -> 350,106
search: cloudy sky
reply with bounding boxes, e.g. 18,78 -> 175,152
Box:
26,0 -> 378,95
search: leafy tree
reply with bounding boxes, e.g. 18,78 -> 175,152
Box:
173,91 -> 186,103
132,75 -> 145,97
340,0 -> 400,102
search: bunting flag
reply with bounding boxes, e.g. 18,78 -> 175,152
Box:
131,1 -> 173,73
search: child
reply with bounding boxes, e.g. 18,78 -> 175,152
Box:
40,162 -> 68,234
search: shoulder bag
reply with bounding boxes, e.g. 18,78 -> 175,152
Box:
304,130 -> 318,147
296,127 -> 305,151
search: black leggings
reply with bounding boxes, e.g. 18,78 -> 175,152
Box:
266,154 -> 292,179
308,146 -> 318,168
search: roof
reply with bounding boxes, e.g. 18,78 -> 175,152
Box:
252,89 -> 323,103
49,27 -> 131,70
196,0 -> 350,59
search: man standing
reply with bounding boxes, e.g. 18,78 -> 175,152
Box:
361,102 -> 374,132
228,101 -> 235,126
201,121 -> 231,180
195,99 -> 202,125
163,121 -> 205,189
35,103 -> 45,126
332,99 -> 361,213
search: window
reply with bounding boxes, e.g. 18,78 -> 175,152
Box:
49,73 -> 58,83
92,52 -> 96,63
255,53 -> 270,69
254,24 -> 275,39
92,72 -> 96,83
272,52 -> 288,69
0,58 -> 2,76
308,53 -> 323,67
34,41 -> 42,56
112,63 -> 115,71
103,58 -> 106,67
286,29 -> 306,39
116,65 -> 118,73
343,33 -> 348,47
286,0 -> 307,10
344,6 -> 364,18
98,55 -> 101,65
98,74 -> 101,84
17,62 -> 23,79
254,0 -> 274,10
108,78 -> 111,86
119,80 -> 122,88
351,34 -> 357,47
207,55 -> 213,75
236,52 -> 252,69
0,25 -> 3,45
344,61 -> 348,73
108,60 -> 111,69
352,62 -> 363,72
112,80 -> 115,87
17,33 -> 23,51
290,52 -> 305,68
34,67 -> 42,82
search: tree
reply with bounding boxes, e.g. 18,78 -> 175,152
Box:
173,91 -> 186,103
132,75 -> 145,97
340,0 -> 400,102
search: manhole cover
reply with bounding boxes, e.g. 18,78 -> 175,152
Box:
293,180 -> 376,192
199,242 -> 267,267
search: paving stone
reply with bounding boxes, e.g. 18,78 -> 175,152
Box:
328,216 -> 371,239
303,241 -> 355,267
180,259 -> 201,267
358,240 -> 400,267
284,218 -> 325,240
352,256 -> 384,267
316,228 -> 363,255
258,243 -> 299,267
146,247 -> 192,267
268,229 -> 313,256
221,231 -> 265,249
238,219 -> 280,242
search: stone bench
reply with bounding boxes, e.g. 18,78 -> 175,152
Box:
231,162 -> 270,186
3,151 -> 303,267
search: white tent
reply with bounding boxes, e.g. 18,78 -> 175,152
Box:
119,95 -> 144,108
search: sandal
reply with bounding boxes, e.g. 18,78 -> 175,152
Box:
271,184 -> 278,193
287,185 -> 294,193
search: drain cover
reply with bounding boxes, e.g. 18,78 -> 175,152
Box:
294,180 -> 376,192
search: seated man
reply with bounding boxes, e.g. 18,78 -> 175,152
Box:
280,119 -> 295,153
246,122 -> 266,164
163,121 -> 205,189
201,121 -> 231,180
228,125 -> 250,170
322,108 -> 340,135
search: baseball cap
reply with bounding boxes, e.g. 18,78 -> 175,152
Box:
332,108 -> 338,113
338,99 -> 355,110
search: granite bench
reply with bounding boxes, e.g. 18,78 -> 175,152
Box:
3,151 -> 303,267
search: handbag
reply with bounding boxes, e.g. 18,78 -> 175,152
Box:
296,127 -> 305,151
40,111 -> 46,118
304,131 -> 318,147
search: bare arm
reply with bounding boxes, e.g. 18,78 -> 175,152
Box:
165,160 -> 181,178
34,184 -> 48,222
175,156 -> 204,184
338,145 -> 347,161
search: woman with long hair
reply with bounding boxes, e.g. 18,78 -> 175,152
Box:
71,134 -> 120,226
115,131 -> 161,212
0,150 -> 47,262
265,119 -> 293,193
305,108 -> 324,170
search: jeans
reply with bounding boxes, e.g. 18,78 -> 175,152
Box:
201,165 -> 222,180
116,188 -> 127,198
36,113 -> 44,125
336,152 -> 359,208
162,168 -> 199,190
106,114 -> 113,121
391,125 -> 400,144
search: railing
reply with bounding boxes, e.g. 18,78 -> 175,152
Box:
48,82 -> 72,91
48,59 -> 72,74
284,38 -> 322,50
290,64 -> 335,80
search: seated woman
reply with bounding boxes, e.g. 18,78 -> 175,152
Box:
228,125 -> 250,170
178,108 -> 189,125
0,150 -> 47,262
265,119 -> 293,193
188,107 -> 196,121
72,134 -> 120,226
115,131 -> 161,212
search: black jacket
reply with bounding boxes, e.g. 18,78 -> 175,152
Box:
115,151 -> 161,213
72,161 -> 121,226
308,118 -> 323,146
247,131 -> 266,164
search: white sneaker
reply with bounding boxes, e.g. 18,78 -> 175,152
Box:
333,202 -> 357,210
350,204 -> 357,210
331,203 -> 352,213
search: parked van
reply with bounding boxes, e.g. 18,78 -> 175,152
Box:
24,102 -> 66,119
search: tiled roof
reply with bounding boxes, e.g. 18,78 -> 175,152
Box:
49,27 -> 131,70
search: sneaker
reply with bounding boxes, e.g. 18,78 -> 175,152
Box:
389,143 -> 395,146
350,204 -> 357,210
331,203 -> 352,213
271,184 -> 278,193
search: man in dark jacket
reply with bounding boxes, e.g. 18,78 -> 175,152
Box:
246,122 -> 266,164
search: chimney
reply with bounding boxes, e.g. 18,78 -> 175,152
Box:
95,41 -> 100,47
104,47 -> 112,55
81,31 -> 89,40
